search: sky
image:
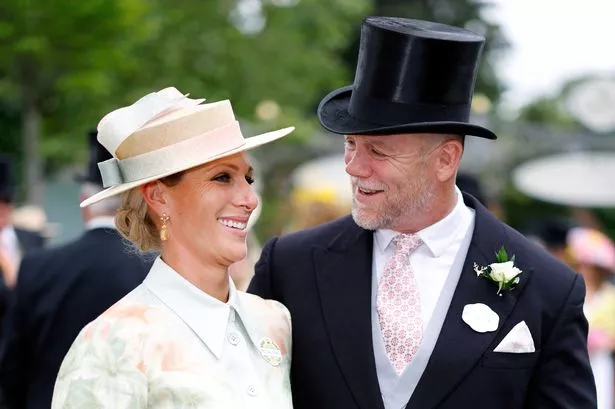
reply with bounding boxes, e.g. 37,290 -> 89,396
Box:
485,0 -> 615,110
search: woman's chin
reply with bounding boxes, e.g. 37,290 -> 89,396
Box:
224,247 -> 249,266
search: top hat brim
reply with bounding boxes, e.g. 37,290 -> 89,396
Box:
317,86 -> 497,140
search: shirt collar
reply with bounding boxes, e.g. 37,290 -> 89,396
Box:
143,256 -> 259,358
1,225 -> 17,243
375,188 -> 468,257
85,216 -> 117,231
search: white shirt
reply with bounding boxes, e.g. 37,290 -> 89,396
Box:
373,188 -> 474,330
85,215 -> 117,230
0,225 -> 22,270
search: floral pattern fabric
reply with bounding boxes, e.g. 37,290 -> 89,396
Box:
51,285 -> 292,409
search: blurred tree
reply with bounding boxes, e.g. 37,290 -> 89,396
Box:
341,0 -> 508,106
0,0 -> 368,210
131,0 -> 367,133
516,96 -> 580,130
0,0 -> 152,204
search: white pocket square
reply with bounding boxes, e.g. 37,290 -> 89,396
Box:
494,321 -> 535,353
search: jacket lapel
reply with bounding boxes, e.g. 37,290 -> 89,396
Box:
408,196 -> 533,409
313,216 -> 385,409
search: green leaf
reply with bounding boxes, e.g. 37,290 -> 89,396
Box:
495,246 -> 508,263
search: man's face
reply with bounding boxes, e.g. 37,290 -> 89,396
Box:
344,133 -> 439,231
0,201 -> 12,230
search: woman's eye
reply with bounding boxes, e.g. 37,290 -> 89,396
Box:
214,173 -> 231,183
245,175 -> 255,185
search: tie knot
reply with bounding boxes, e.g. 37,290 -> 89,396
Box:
393,233 -> 422,255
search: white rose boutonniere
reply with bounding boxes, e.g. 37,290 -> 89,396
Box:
474,246 -> 522,295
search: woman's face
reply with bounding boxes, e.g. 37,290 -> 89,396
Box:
159,153 -> 258,268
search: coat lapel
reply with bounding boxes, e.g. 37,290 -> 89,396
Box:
313,216 -> 385,409
408,196 -> 533,409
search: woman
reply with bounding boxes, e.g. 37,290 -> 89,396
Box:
567,227 -> 615,409
51,87 -> 295,408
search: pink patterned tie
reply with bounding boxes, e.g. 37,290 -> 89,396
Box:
377,233 -> 423,375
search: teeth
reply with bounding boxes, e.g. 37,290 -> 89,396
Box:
359,187 -> 379,193
218,219 -> 247,230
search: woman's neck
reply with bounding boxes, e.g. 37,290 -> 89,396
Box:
161,244 -> 230,302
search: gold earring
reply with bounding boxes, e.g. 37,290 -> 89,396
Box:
160,214 -> 170,241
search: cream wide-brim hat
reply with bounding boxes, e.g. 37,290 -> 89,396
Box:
80,87 -> 294,207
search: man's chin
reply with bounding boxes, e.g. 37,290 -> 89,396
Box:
351,209 -> 382,231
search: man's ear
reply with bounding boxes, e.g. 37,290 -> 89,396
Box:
435,138 -> 464,182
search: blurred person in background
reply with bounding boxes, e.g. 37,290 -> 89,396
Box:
521,217 -> 577,264
51,88 -> 294,408
0,156 -> 45,289
567,227 -> 615,409
250,17 -> 596,409
456,172 -> 505,220
284,186 -> 350,233
10,205 -> 61,242
0,130 -> 151,409
0,156 -> 45,328
455,173 -> 486,206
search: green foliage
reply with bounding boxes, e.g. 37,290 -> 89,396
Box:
517,97 -> 580,130
495,246 -> 508,263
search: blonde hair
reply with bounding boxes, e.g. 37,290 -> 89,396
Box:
115,188 -> 160,252
114,172 -> 184,253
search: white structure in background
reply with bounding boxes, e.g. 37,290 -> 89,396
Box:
229,0 -> 300,35
565,79 -> 615,134
512,151 -> 615,207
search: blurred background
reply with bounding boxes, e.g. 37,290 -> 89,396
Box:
4,1 -> 615,406
1,0 -> 615,243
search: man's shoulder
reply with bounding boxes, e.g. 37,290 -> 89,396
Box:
19,230 -> 149,288
14,227 -> 45,250
494,218 -> 580,296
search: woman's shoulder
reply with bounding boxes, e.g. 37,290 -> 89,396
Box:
79,286 -> 174,340
238,292 -> 292,336
239,292 -> 290,318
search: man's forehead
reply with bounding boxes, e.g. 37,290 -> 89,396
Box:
346,133 -> 424,145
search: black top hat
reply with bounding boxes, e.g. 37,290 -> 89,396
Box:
0,155 -> 15,202
75,129 -> 112,186
318,17 -> 496,139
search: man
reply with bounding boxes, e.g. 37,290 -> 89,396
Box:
0,130 -> 151,409
0,156 -> 45,293
249,17 -> 596,409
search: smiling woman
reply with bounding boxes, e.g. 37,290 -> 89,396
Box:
51,87 -> 295,409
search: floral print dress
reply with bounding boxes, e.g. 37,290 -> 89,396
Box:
51,257 -> 293,409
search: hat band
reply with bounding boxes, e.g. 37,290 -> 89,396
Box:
348,91 -> 470,126
98,121 -> 245,188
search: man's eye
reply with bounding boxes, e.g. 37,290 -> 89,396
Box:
371,148 -> 385,157
344,140 -> 355,149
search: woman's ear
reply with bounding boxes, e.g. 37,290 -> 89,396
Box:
140,181 -> 168,218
